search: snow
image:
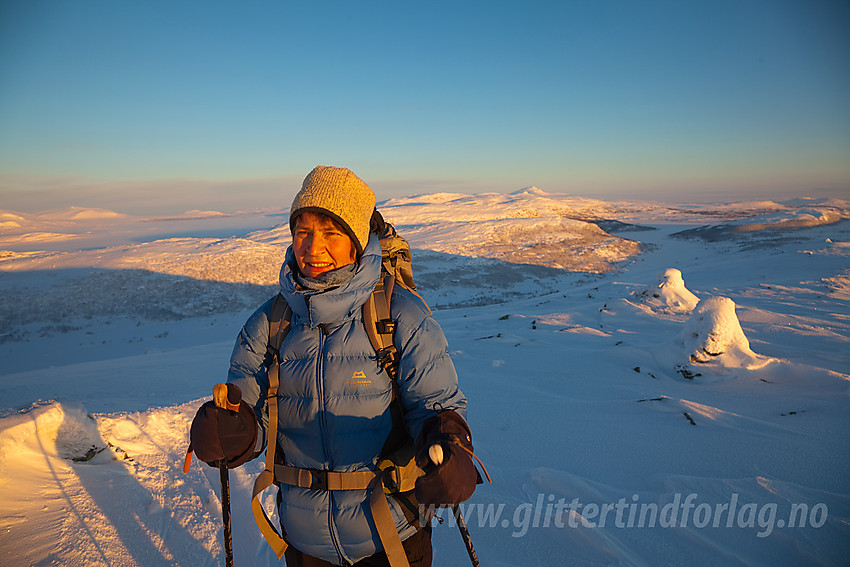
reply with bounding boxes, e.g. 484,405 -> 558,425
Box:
669,201 -> 850,243
1,190 -> 849,566
377,192 -> 643,273
0,231 -> 80,245
46,207 -> 127,221
630,268 -> 700,316
678,297 -> 773,370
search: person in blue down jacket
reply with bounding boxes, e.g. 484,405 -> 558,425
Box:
189,165 -> 479,567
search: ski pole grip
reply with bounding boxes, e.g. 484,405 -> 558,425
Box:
213,383 -> 242,412
429,444 -> 444,466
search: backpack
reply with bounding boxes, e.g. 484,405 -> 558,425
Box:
250,210 -> 428,566
370,209 -> 418,294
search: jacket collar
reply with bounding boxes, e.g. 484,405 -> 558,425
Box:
279,234 -> 382,328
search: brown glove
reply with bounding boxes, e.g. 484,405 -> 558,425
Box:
188,383 -> 257,469
414,410 -> 478,507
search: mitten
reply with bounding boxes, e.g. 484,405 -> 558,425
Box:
414,410 -> 478,507
187,383 -> 258,469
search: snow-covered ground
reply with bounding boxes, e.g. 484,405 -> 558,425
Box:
1,190 -> 848,566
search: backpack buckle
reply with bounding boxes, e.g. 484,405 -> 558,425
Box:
376,320 -> 396,334
378,463 -> 401,494
309,470 -> 329,491
376,347 -> 397,368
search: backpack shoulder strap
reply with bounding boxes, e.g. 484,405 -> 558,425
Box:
363,275 -> 398,380
268,293 -> 292,357
364,275 -> 416,457
250,293 -> 293,559
265,293 -> 292,467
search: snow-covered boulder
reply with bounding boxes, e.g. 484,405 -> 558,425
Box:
632,268 -> 699,314
680,297 -> 772,369
657,269 -> 700,312
0,400 -> 109,465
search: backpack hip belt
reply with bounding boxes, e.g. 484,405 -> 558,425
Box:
275,458 -> 420,494
270,463 -> 413,567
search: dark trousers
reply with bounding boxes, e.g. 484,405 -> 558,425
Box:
283,526 -> 432,567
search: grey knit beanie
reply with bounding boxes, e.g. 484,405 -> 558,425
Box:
289,166 -> 376,254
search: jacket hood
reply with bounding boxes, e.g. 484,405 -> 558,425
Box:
279,234 -> 382,327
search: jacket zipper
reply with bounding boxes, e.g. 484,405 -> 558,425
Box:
316,322 -> 344,563
316,323 -> 331,465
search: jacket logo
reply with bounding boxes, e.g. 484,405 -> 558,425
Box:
347,370 -> 372,387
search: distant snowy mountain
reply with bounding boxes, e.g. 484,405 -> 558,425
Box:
379,192 -> 641,273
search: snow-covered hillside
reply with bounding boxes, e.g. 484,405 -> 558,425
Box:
1,190 -> 849,566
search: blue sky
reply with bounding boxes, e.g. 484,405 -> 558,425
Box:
1,0 -> 848,214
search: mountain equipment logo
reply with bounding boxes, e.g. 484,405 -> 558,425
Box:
347,370 -> 371,387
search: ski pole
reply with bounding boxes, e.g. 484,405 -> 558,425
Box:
213,381 -> 241,567
219,460 -> 234,567
453,505 -> 481,567
429,444 -> 482,566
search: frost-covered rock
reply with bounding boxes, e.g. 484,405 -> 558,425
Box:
657,269 -> 700,312
680,297 -> 772,369
0,401 -> 109,467
632,268 -> 699,314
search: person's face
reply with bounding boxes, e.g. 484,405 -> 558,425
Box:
293,212 -> 356,278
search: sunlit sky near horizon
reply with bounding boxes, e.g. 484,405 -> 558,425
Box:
1,0 -> 849,215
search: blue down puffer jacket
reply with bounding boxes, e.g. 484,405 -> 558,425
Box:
227,234 -> 466,564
